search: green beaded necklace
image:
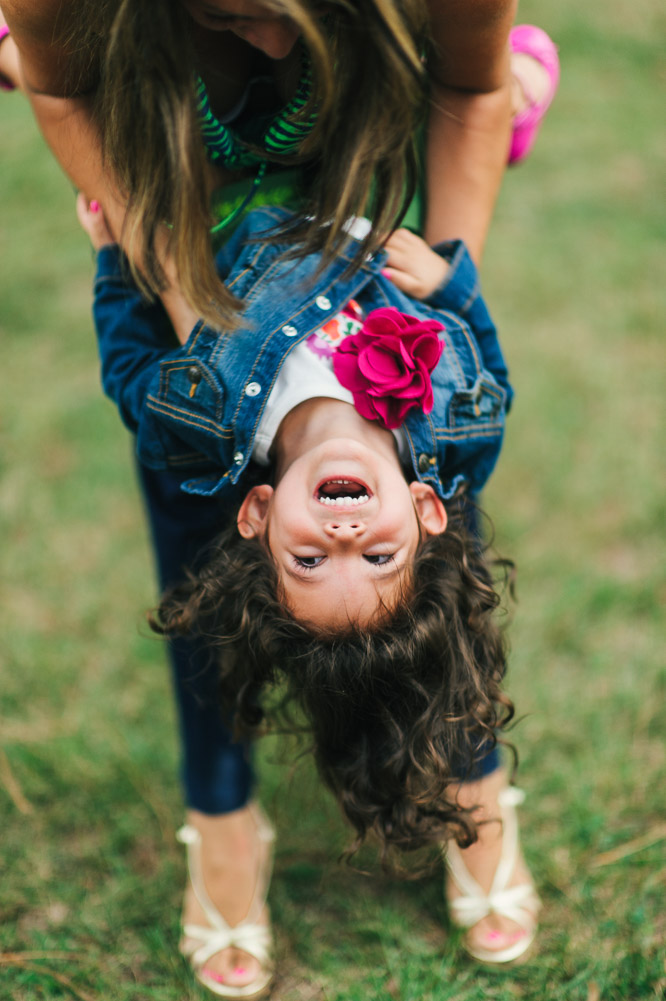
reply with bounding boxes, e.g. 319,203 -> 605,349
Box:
195,48 -> 317,234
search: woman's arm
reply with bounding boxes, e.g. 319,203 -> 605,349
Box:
27,90 -> 200,340
2,2 -> 200,340
5,0 -> 515,304
25,87 -> 201,339
423,0 -> 517,263
1,3 -> 122,228
1,0 -> 94,96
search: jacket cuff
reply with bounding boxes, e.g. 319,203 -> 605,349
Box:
425,240 -> 481,316
94,244 -> 126,283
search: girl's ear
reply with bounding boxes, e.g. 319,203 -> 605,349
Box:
237,485 -> 274,539
409,481 -> 448,536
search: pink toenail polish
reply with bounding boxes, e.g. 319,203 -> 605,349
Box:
233,967 -> 248,976
486,930 -> 501,941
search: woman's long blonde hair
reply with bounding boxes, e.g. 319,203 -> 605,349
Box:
86,0 -> 429,329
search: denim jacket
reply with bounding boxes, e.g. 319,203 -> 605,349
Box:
93,207 -> 512,502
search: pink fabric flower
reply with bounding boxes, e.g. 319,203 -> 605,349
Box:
333,307 -> 445,429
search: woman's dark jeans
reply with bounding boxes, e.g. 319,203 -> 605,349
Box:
138,463 -> 254,814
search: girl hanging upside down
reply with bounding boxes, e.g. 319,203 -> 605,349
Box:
77,194 -> 540,992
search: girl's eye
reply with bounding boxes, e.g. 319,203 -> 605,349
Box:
363,553 -> 394,566
294,555 -> 326,569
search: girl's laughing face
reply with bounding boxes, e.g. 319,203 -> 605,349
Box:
237,439 -> 447,629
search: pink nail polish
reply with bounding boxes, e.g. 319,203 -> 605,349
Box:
233,967 -> 248,976
381,269 -> 392,280
90,200 -> 100,213
485,930 -> 502,941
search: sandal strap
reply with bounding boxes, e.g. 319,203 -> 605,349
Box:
182,920 -> 273,968
176,805 -> 275,974
177,807 -> 275,929
446,786 -> 540,930
448,879 -> 539,928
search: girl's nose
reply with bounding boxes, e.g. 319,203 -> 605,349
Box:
324,520 -> 366,539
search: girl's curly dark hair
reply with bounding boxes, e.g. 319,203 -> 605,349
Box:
150,493 -> 514,864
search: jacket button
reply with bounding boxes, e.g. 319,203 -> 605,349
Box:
186,366 -> 202,385
315,295 -> 332,310
233,451 -> 244,465
417,453 -> 435,473
245,381 -> 261,397
282,324 -> 297,337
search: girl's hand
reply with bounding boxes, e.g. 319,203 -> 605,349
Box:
382,228 -> 449,301
76,193 -> 115,250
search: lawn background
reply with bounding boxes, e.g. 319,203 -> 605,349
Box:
1,0 -> 664,998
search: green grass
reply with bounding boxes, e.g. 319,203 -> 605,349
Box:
1,0 -> 665,996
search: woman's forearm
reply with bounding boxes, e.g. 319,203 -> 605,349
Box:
1,1 -> 196,342
1,0 -> 93,96
423,81 -> 512,263
27,90 -> 198,343
424,0 -> 517,263
28,92 -> 111,207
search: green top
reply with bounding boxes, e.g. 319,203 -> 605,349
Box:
209,167 -> 305,250
209,165 -> 424,250
198,55 -> 425,246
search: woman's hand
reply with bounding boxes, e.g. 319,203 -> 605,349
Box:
382,228 -> 449,301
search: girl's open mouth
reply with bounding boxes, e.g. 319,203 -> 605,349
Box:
315,478 -> 372,507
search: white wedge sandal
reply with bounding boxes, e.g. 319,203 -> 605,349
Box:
445,787 -> 541,964
176,804 -> 275,999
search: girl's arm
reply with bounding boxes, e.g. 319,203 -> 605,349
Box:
423,0 -> 517,263
78,195 -> 233,486
75,195 -> 184,433
93,246 -> 182,433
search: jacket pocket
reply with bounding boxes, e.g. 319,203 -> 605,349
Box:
139,358 -> 231,472
448,375 -> 506,428
150,359 -> 225,426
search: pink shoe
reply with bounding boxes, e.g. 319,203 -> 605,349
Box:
508,25 -> 560,165
0,25 -> 17,92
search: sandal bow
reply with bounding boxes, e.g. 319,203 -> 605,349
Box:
445,787 -> 541,964
177,808 -> 275,999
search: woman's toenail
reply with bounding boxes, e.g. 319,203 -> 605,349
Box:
233,967 -> 248,976
485,930 -> 502,941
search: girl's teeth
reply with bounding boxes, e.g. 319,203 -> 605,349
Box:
319,494 -> 369,506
